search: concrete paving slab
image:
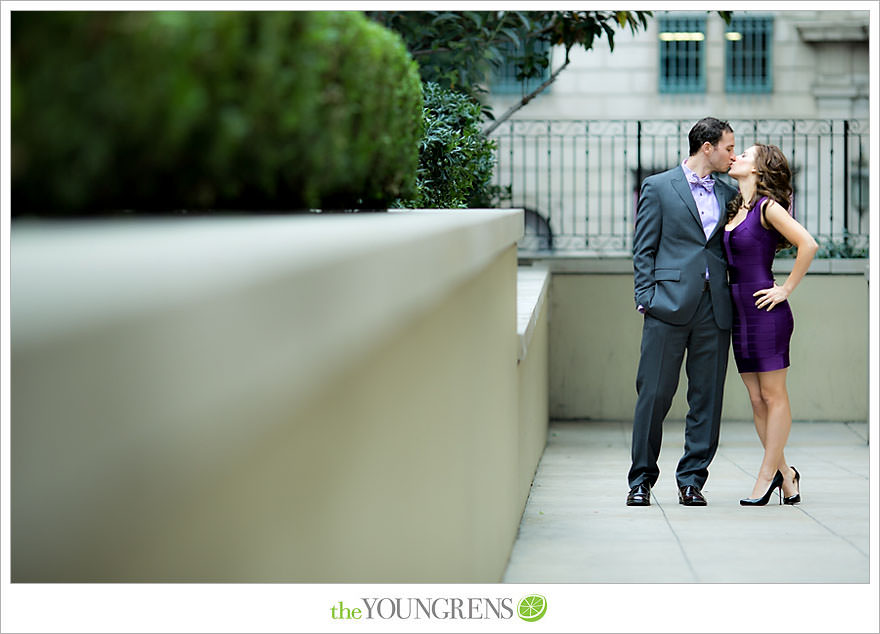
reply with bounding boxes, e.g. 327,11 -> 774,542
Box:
503,419 -> 870,584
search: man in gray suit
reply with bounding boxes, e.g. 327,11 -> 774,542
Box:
626,117 -> 738,507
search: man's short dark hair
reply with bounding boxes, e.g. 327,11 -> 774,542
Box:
688,117 -> 734,156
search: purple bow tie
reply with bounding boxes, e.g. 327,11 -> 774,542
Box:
687,173 -> 715,193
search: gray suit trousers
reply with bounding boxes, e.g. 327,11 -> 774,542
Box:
628,288 -> 730,490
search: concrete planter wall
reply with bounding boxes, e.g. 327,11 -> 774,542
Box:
11,209 -> 552,583
539,258 -> 869,423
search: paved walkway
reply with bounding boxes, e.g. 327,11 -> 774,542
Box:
503,419 -> 870,583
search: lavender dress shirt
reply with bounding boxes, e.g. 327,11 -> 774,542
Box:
680,160 -> 721,240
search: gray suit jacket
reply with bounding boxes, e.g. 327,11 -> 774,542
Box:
633,165 -> 737,329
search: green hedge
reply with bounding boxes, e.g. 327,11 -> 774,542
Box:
11,11 -> 423,215
396,82 -> 496,209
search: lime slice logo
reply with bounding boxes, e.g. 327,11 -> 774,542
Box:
517,594 -> 547,622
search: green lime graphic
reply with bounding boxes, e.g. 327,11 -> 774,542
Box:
517,594 -> 547,622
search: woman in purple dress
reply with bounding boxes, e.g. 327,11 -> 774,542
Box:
724,144 -> 818,506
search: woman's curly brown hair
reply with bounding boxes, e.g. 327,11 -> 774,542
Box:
726,143 -> 794,251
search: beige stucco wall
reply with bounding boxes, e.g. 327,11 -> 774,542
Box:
11,211 -> 537,583
517,287 -> 550,509
546,261 -> 869,422
184,244 -> 521,583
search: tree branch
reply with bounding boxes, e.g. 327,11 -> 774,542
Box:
481,58 -> 570,136
411,47 -> 453,57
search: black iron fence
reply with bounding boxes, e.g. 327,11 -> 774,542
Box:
489,119 -> 869,256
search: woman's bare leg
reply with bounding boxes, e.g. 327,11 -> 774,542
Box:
741,371 -> 797,497
748,368 -> 794,499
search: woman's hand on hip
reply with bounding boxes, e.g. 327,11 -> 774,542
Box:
753,284 -> 789,311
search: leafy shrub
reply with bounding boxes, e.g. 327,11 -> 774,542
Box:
11,11 -> 423,215
777,232 -> 868,259
397,82 -> 496,209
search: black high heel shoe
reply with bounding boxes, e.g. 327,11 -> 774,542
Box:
740,470 -> 784,506
783,466 -> 801,505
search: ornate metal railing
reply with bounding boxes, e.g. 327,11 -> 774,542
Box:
489,119 -> 869,256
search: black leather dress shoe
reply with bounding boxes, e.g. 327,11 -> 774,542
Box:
678,485 -> 707,506
626,483 -> 651,506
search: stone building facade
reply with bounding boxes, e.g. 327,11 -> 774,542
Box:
485,10 -> 870,254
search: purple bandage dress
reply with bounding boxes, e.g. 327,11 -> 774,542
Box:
723,196 -> 794,373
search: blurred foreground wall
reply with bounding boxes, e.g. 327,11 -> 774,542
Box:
11,209 -> 550,582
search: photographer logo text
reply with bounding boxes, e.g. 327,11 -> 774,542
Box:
330,595 -> 547,622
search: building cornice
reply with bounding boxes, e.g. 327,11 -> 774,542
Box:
796,21 -> 869,43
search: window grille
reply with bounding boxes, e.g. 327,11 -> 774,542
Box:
658,15 -> 706,93
726,16 -> 773,93
491,40 -> 552,95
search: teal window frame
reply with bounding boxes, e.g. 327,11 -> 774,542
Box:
490,40 -> 552,96
726,16 -> 773,93
658,15 -> 706,94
